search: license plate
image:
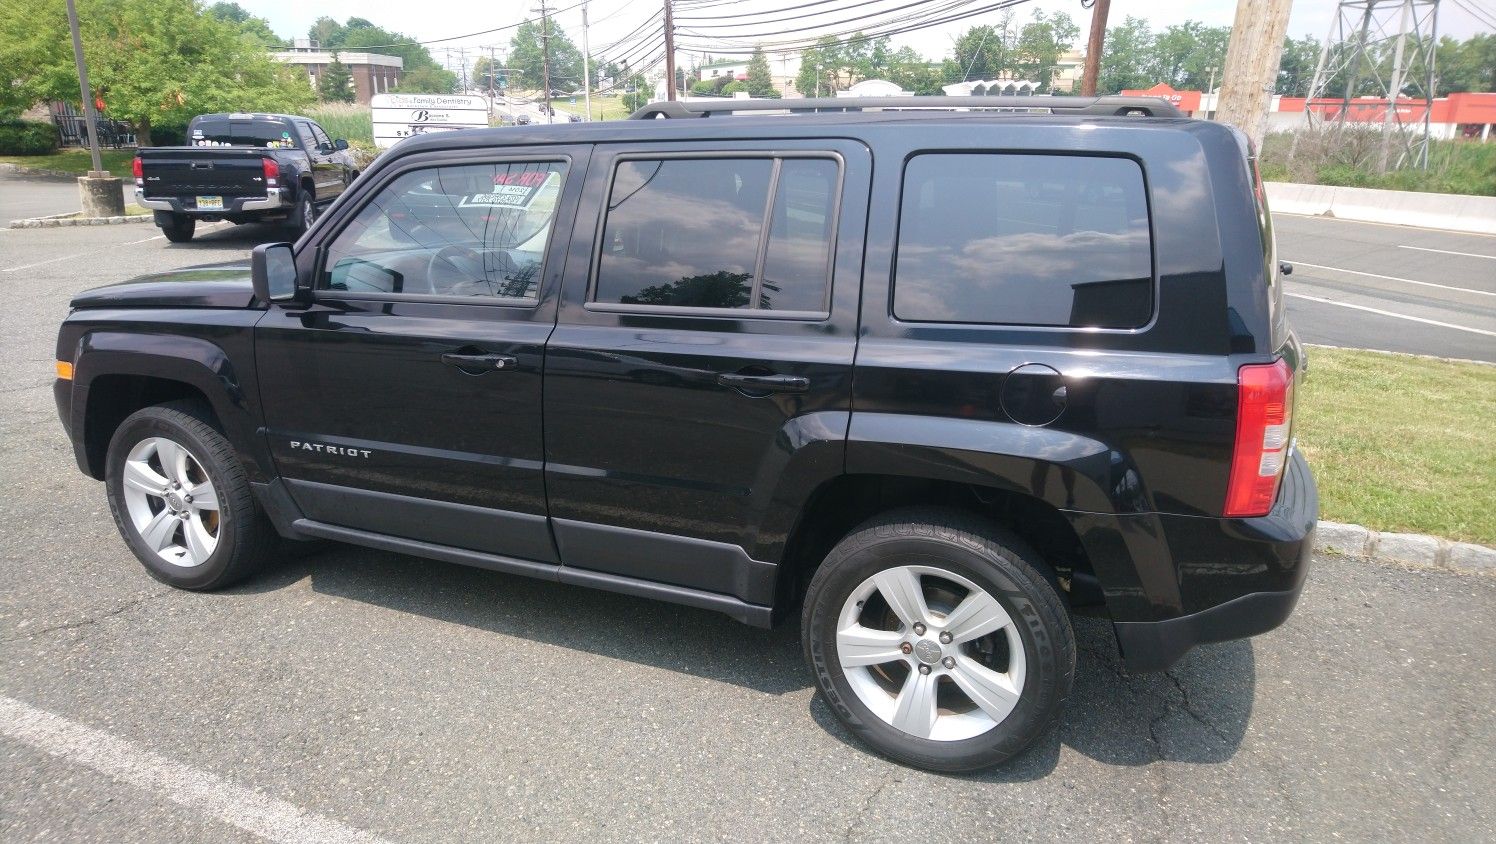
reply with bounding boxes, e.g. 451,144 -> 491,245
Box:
196,195 -> 223,210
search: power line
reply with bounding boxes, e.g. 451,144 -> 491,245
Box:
675,0 -> 1027,55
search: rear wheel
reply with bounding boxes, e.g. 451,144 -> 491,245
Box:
290,190 -> 315,236
160,214 -> 195,242
104,401 -> 277,590
802,508 -> 1074,772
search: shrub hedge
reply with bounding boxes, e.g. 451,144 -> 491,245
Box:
0,121 -> 59,155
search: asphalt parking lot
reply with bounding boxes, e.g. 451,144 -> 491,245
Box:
2,209 -> 1494,842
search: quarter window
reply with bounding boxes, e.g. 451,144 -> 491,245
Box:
593,156 -> 838,313
894,154 -> 1153,328
320,161 -> 566,301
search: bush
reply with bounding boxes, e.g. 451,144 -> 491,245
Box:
689,80 -> 717,95
721,81 -> 748,95
0,120 -> 58,155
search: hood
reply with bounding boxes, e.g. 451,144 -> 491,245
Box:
69,263 -> 259,310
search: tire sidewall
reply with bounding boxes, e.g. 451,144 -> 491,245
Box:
104,410 -> 242,590
805,524 -> 1068,771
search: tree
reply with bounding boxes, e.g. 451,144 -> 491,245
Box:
318,53 -> 355,102
309,17 -> 456,93
886,46 -> 943,95
206,1 -> 282,46
1436,34 -> 1496,95
1012,10 -> 1081,91
394,66 -> 457,94
1275,34 -> 1322,97
797,35 -> 844,95
1097,16 -> 1156,94
744,47 -> 779,98
0,0 -> 313,144
621,74 -> 650,112
509,18 -> 583,92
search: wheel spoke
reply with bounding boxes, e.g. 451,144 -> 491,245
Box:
154,440 -> 189,486
873,567 -> 929,630
182,515 -> 214,564
138,509 -> 179,552
942,589 -> 1012,644
189,480 -> 219,511
948,656 -> 1021,725
836,624 -> 907,668
123,460 -> 168,495
890,669 -> 939,739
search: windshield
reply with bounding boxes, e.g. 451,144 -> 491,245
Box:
190,119 -> 296,149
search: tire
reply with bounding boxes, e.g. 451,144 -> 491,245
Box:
160,215 -> 195,242
291,190 -> 315,236
802,508 -> 1075,772
104,401 -> 278,590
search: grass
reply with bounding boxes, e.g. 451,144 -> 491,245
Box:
1295,346 -> 1496,546
545,95 -> 633,122
1260,131 -> 1496,196
0,149 -> 137,178
305,103 -> 374,145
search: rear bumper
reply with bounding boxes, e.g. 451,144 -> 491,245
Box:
1069,448 -> 1318,672
136,188 -> 290,215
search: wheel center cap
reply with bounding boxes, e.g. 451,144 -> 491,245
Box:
913,639 -> 943,665
165,492 -> 185,511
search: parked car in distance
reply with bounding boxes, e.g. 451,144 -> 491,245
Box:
133,112 -> 358,242
55,96 -> 1316,773
515,113 -> 532,125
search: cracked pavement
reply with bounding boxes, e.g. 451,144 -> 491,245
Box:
3,205 -> 1495,842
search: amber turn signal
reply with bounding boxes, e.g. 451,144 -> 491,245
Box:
55,360 -> 73,380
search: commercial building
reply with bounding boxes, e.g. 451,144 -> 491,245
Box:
271,39 -> 404,105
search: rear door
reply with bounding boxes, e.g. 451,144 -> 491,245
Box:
543,140 -> 869,603
256,145 -> 589,562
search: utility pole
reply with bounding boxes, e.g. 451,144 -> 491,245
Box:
1215,0 -> 1294,151
535,0 -> 553,123
582,2 -> 593,120
1079,0 -> 1109,97
488,45 -> 497,118
65,0 -> 121,217
663,0 -> 677,101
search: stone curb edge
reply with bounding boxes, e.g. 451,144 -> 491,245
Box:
0,162 -> 85,181
8,211 -> 151,228
1316,520 -> 1494,575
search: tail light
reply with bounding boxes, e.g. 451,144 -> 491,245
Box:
261,157 -> 279,190
1224,358 -> 1294,518
131,155 -> 143,187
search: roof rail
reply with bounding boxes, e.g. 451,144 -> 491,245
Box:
628,95 -> 1185,120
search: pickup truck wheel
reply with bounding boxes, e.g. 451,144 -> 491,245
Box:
291,192 -> 315,235
104,401 -> 277,590
160,215 -> 195,243
802,508 -> 1074,772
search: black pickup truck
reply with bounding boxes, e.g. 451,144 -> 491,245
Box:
133,113 -> 358,242
58,96 -> 1316,772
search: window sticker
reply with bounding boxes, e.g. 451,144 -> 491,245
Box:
460,171 -> 549,209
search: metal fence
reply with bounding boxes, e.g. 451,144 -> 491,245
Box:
49,105 -> 136,149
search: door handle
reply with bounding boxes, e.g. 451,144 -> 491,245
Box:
441,352 -> 517,372
716,372 -> 810,394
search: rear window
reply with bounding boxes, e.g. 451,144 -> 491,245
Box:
190,119 -> 295,149
893,153 -> 1153,329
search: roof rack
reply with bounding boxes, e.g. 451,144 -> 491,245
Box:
628,95 -> 1185,120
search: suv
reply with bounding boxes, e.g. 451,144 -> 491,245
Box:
53,97 -> 1316,772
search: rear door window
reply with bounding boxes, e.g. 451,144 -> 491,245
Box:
592,155 -> 840,314
894,153 -> 1153,329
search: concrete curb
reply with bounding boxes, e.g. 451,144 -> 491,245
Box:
0,162 -> 84,181
8,210 -> 150,229
1265,181 -> 1496,235
1316,520 -> 1494,575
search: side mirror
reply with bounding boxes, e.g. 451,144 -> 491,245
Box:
1279,261 -> 1294,277
251,242 -> 302,304
333,138 -> 349,151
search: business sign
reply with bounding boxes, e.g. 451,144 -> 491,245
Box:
370,93 -> 489,149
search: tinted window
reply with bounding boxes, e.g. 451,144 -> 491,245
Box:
320,161 -> 566,300
293,122 -> 317,150
190,119 -> 294,148
760,159 -> 838,312
309,122 -> 333,149
894,154 -> 1152,328
594,157 -> 838,313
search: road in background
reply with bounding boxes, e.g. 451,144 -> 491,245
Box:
1,222 -> 1493,841
0,170 -> 134,223
1276,214 -> 1495,362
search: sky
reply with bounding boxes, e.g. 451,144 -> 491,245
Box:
239,0 -> 1493,73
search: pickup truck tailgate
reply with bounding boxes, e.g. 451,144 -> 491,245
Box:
139,149 -> 269,199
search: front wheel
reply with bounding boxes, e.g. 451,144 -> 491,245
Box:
802,509 -> 1074,772
104,401 -> 277,590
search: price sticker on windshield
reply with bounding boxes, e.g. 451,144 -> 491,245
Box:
461,170 -> 549,209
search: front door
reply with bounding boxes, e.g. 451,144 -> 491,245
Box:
257,147 -> 588,562
543,141 -> 870,603
297,120 -> 344,201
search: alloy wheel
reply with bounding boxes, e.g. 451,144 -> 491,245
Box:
836,565 -> 1026,741
120,436 -> 221,567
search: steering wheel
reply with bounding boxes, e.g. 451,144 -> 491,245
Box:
424,244 -> 488,295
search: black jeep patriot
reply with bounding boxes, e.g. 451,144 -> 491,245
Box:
53,96 -> 1316,772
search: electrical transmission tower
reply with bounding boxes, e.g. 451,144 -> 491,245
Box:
1295,0 -> 1440,171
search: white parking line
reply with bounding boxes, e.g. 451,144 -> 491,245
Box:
1284,292 -> 1496,337
1286,261 -> 1496,297
0,696 -> 393,844
1397,244 -> 1496,261
1,234 -> 165,273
